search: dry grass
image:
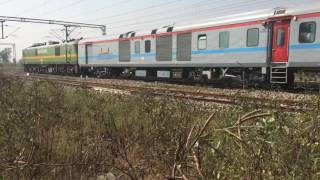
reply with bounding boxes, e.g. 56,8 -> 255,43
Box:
0,75 -> 319,179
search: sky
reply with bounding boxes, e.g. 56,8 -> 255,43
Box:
0,0 -> 317,60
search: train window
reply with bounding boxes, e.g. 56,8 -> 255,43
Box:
135,41 -> 140,54
55,47 -> 60,56
299,22 -> 316,43
197,34 -> 207,50
247,28 -> 259,47
277,28 -> 285,47
35,49 -> 38,56
145,40 -> 151,53
219,31 -> 230,49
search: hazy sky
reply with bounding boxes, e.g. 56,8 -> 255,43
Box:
0,0 -> 317,59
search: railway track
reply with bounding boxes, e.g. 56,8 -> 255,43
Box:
8,73 -> 318,112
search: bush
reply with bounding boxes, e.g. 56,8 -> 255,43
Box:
0,75 -> 319,179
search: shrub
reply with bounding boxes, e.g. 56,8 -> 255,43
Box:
0,75 -> 319,179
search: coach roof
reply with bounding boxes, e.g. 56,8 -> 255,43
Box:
79,2 -> 320,45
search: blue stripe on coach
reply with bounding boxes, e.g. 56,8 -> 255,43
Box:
79,45 -> 320,62
192,47 -> 267,55
130,53 -> 156,58
80,47 -> 267,61
289,43 -> 320,50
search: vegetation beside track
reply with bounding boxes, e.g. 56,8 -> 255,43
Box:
0,74 -> 319,179
0,63 -> 24,75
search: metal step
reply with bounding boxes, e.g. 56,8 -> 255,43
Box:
270,63 -> 288,84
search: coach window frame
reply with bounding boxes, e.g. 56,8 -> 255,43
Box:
247,28 -> 259,47
197,34 -> 207,50
219,31 -> 230,49
299,21 -> 316,43
135,41 -> 141,54
145,40 -> 151,53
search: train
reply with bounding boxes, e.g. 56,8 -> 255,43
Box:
22,3 -> 320,87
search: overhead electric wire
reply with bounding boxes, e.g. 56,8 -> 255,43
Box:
78,0 -> 250,33
22,0 -> 313,42
49,29 -> 65,41
107,0 -> 266,29
106,0 -> 307,31
79,0 -> 307,38
84,0 -> 186,23
66,0 -> 131,19
104,0 -> 249,26
85,0 -> 268,25
78,0 -> 266,37
16,0 -> 51,16
64,0 -> 191,35
37,0 -> 88,17
6,27 -> 20,38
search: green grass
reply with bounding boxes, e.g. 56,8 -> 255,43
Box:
0,75 -> 319,179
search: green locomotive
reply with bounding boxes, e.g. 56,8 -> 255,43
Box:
23,41 -> 79,74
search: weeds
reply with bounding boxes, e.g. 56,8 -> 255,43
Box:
0,75 -> 319,179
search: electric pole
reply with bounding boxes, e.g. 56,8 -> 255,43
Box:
0,16 -> 106,40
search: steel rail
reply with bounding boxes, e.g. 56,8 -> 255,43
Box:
9,74 -> 317,112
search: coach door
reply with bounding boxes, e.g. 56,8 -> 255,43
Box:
272,20 -> 290,62
156,35 -> 172,61
85,44 -> 93,65
119,40 -> 130,62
